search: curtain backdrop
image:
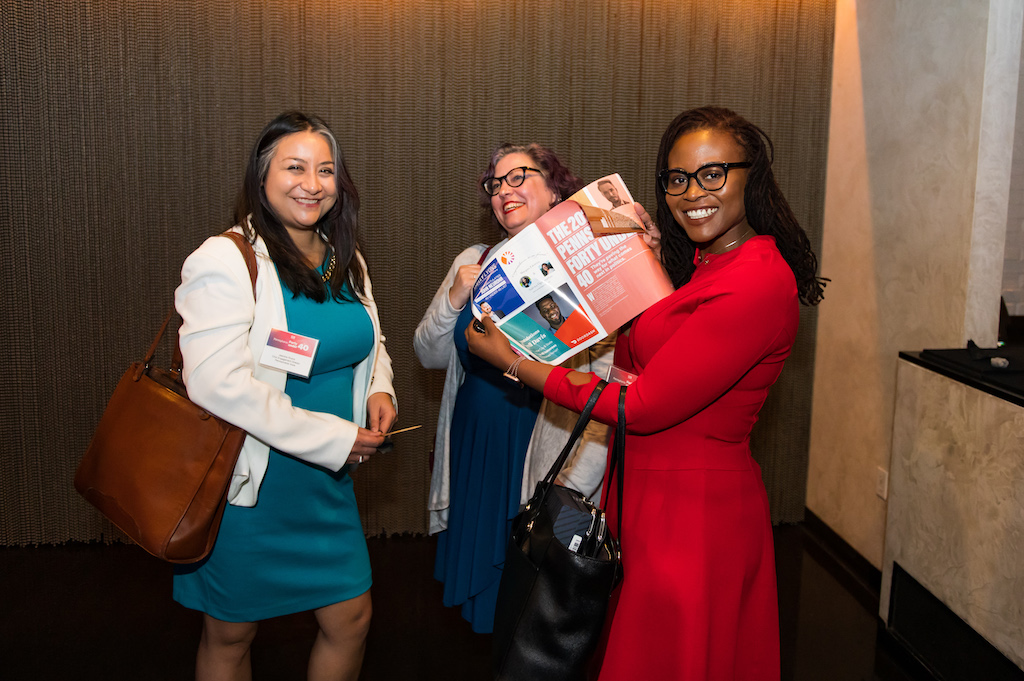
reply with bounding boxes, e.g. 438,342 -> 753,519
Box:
0,0 -> 835,543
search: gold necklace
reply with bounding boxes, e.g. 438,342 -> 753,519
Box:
698,228 -> 755,264
320,250 -> 336,283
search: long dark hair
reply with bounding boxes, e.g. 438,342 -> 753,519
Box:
479,143 -> 584,235
235,111 -> 365,302
654,107 -> 825,306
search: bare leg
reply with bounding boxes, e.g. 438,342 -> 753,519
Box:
308,591 -> 372,681
195,615 -> 258,681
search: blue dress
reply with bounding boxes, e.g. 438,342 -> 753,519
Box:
433,304 -> 542,633
173,275 -> 374,623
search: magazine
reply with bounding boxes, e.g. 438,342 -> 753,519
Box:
471,174 -> 674,365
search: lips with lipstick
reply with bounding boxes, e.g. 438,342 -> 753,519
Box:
503,201 -> 524,214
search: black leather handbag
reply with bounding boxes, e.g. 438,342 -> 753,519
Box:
493,380 -> 627,681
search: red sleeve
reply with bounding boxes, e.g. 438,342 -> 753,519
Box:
544,257 -> 797,433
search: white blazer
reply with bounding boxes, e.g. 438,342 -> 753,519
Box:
175,226 -> 396,507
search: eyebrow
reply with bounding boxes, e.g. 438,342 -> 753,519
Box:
667,162 -> 729,171
282,157 -> 334,165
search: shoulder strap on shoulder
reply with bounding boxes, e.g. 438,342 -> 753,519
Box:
477,245 -> 493,266
167,231 -> 258,374
220,231 -> 258,299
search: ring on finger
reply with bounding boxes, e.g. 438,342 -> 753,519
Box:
358,455 -> 363,464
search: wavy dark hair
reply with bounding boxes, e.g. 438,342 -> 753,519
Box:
235,111 -> 365,302
479,143 -> 584,234
654,107 -> 826,306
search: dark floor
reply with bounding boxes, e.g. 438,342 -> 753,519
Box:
1,523 -> 937,680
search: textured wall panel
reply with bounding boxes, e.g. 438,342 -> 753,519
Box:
1,0 -> 835,543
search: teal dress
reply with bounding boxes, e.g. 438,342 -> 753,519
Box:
173,273 -> 374,623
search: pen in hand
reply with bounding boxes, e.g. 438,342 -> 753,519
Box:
383,425 -> 422,437
376,424 -> 422,454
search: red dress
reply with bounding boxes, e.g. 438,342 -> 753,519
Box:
544,236 -> 797,681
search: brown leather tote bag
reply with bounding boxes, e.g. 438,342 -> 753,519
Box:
75,232 -> 257,563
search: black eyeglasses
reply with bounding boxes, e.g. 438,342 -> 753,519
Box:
657,162 -> 752,196
482,167 -> 543,196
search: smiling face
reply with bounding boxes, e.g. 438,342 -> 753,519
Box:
263,131 -> 338,236
665,128 -> 750,251
599,182 -> 621,206
490,152 -> 558,237
536,296 -> 564,326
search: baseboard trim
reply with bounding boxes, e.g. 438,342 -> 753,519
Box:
798,508 -> 882,612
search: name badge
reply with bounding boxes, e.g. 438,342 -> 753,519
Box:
608,365 -> 638,386
260,329 -> 319,378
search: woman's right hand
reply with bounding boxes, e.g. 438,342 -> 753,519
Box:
448,264 -> 482,309
347,427 -> 387,465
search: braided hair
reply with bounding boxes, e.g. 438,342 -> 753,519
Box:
654,107 -> 825,305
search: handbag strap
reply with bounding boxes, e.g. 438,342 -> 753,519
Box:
605,384 -> 626,543
529,380 -> 607,517
140,232 -> 258,377
539,379 -> 608,486
221,231 -> 259,292
477,245 -> 493,266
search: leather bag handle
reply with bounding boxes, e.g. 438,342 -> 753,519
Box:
538,379 -> 607,487
477,246 -> 492,266
221,231 -> 259,292
137,232 -> 258,380
528,380 -> 608,519
606,384 -> 626,543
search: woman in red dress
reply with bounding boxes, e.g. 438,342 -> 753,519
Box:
466,106 -> 825,680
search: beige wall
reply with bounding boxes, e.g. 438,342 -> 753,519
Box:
1002,41 -> 1024,315
882,360 -> 1024,669
809,0 -> 1021,567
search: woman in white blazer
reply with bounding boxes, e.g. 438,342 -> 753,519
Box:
413,143 -> 611,634
173,112 -> 396,681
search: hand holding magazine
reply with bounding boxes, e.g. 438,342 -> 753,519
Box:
470,174 -> 674,365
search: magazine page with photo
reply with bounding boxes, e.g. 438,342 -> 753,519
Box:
572,173 -> 649,236
471,174 -> 673,364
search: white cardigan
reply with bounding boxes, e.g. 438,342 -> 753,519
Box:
175,227 -> 396,507
414,243 -> 612,535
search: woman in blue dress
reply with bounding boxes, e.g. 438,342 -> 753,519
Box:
415,143 -> 610,633
173,112 -> 397,681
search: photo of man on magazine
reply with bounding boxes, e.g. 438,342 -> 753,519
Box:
597,178 -> 628,208
525,286 -> 598,348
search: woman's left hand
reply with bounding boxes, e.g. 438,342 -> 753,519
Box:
634,202 -> 661,257
465,315 -> 518,370
366,392 -> 397,435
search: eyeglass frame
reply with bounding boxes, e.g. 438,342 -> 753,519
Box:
657,161 -> 752,196
481,166 -> 544,196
